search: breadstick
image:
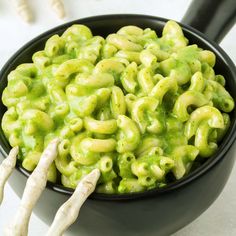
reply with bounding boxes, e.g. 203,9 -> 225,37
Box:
5,138 -> 60,236
12,0 -> 33,23
46,169 -> 100,236
49,0 -> 65,19
0,147 -> 19,205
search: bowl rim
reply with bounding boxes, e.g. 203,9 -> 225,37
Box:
0,13 -> 236,201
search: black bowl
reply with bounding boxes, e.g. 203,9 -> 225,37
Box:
0,14 -> 236,236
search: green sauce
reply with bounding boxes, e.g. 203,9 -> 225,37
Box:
1,21 -> 234,194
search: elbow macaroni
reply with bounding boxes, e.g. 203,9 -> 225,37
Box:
1,21 -> 234,194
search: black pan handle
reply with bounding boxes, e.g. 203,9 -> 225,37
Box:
181,0 -> 236,43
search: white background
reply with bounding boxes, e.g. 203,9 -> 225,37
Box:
0,0 -> 235,235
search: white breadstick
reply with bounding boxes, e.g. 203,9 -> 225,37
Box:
0,147 -> 19,205
46,169 -> 101,236
49,0 -> 65,19
5,138 -> 60,236
12,0 -> 33,23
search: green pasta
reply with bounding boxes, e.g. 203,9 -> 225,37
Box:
1,21 -> 235,194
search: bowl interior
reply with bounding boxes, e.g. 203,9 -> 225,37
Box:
0,14 -> 236,200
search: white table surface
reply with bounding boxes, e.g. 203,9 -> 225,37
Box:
0,0 -> 235,235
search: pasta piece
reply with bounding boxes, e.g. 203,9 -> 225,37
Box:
125,93 -> 138,113
67,88 -> 98,117
32,51 -> 51,69
206,80 -> 235,112
47,162 -> 58,183
56,140 -> 78,176
188,72 -> 205,92
115,50 -> 141,64
1,107 -> 20,138
217,113 -> 231,142
195,122 -> 218,157
70,132 -> 116,165
84,117 -> 117,134
173,90 -> 209,122
140,50 -> 157,67
120,62 -> 138,93
201,62 -> 215,80
107,34 -> 142,51
131,155 -> 174,187
62,25 -> 93,42
117,26 -> 143,36
117,152 -> 136,178
70,133 -> 98,165
46,169 -> 100,236
135,136 -> 164,157
184,106 -> 225,139
75,73 -> 114,88
131,97 -> 158,134
5,139 -> 60,236
162,20 -> 188,51
159,58 -> 192,85
102,44 -> 118,58
22,109 -> 54,132
22,151 -> 41,171
110,86 -> 126,118
0,147 -> 19,205
96,181 -> 116,194
146,43 -> 170,62
98,157 -> 117,184
199,50 -> 216,67
118,178 -> 145,193
150,76 -> 178,104
116,115 -> 141,153
67,118 -> 83,133
45,35 -> 65,57
55,59 -> 94,86
98,156 -> 113,173
61,167 -> 93,189
95,88 -> 111,108
94,59 -> 125,83
171,145 -> 199,179
79,138 -> 116,153
215,75 -> 225,86
137,67 -> 155,95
